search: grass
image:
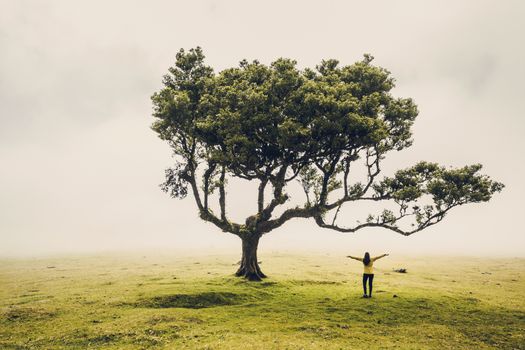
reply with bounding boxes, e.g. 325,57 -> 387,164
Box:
1,252 -> 524,349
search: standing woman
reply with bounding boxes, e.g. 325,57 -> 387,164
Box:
347,252 -> 389,298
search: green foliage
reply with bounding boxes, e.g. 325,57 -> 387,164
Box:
151,48 -> 503,238
298,166 -> 322,204
160,164 -> 188,199
428,164 -> 505,205
371,162 -> 504,228
152,48 -> 415,180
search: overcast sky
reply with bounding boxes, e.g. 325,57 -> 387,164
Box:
1,0 -> 524,258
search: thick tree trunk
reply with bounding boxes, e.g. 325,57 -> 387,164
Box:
235,234 -> 266,281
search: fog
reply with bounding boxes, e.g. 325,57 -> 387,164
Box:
1,0 -> 524,258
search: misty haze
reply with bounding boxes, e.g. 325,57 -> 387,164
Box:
1,1 -> 524,349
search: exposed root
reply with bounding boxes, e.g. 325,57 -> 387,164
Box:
235,263 -> 266,281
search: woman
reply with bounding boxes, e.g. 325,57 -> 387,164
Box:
347,252 -> 389,298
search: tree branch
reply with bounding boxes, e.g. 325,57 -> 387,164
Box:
219,166 -> 227,222
343,157 -> 351,198
258,165 -> 289,221
202,162 -> 217,211
362,147 -> 381,195
317,154 -> 342,205
258,178 -> 268,214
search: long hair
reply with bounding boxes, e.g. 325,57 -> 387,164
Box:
363,252 -> 371,266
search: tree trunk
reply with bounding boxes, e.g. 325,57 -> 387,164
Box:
235,234 -> 266,281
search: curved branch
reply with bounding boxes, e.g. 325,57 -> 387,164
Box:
257,206 -> 317,234
315,204 -> 458,236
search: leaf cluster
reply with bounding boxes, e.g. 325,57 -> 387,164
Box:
152,48 -> 417,181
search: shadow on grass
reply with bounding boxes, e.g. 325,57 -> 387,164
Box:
1,306 -> 57,322
134,291 -> 250,309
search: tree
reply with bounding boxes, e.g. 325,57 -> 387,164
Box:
151,47 -> 504,281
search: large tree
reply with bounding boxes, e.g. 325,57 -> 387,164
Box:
151,47 -> 503,281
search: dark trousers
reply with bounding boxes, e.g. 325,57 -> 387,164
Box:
363,273 -> 374,296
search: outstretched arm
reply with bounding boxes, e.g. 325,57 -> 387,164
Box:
346,255 -> 363,261
372,253 -> 389,261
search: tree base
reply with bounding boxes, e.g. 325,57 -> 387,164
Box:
235,265 -> 267,281
236,234 -> 266,281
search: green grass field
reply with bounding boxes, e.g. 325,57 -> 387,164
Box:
1,253 -> 524,349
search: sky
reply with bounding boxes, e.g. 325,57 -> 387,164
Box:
1,0 -> 524,258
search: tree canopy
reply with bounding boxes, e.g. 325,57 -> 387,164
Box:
151,47 -> 503,280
